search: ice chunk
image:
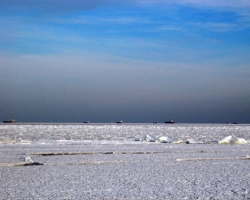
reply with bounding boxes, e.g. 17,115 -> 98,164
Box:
25,156 -> 34,163
231,138 -> 247,144
18,156 -> 43,166
157,136 -> 171,143
218,136 -> 247,145
145,135 -> 157,142
218,136 -> 232,144
172,140 -> 184,144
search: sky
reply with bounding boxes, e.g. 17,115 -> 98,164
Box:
0,0 -> 250,123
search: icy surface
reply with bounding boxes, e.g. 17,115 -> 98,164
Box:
1,124 -> 250,199
0,123 -> 250,144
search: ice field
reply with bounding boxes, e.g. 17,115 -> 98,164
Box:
1,123 -> 250,144
1,124 -> 250,199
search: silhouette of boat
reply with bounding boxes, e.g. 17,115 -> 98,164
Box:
116,120 -> 123,124
165,120 -> 175,124
3,119 -> 16,123
83,121 -> 90,123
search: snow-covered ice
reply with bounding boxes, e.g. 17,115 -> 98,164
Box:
0,123 -> 250,199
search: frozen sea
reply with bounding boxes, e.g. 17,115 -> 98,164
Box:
1,123 -> 250,199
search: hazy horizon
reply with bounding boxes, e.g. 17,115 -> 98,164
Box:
1,1 -> 250,123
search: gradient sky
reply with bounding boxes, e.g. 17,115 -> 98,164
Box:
1,0 -> 250,123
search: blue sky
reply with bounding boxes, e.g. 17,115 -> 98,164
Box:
1,0 -> 250,123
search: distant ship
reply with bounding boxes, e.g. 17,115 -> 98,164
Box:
83,121 -> 90,123
165,120 -> 175,124
116,120 -> 123,124
3,119 -> 16,123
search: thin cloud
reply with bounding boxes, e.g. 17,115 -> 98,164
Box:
55,16 -> 143,25
1,0 -> 250,14
0,0 -> 129,13
190,22 -> 242,32
138,0 -> 250,8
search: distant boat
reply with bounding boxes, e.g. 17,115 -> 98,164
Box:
233,122 -> 239,124
3,119 -> 16,123
83,121 -> 90,123
116,120 -> 123,124
165,120 -> 175,124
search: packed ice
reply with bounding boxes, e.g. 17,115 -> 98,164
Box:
1,123 -> 250,199
0,123 -> 249,145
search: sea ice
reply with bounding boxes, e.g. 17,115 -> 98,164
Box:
157,136 -> 171,143
172,140 -> 184,144
231,138 -> 248,144
185,139 -> 204,144
145,135 -> 158,142
1,124 -> 250,199
218,136 -> 232,144
218,136 -> 248,145
24,156 -> 34,163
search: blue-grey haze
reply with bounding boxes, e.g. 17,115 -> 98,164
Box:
0,1 -> 250,123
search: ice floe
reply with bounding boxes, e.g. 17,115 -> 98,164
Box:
172,140 -> 185,144
24,156 -> 34,163
231,138 -> 248,144
145,135 -> 158,142
16,156 -> 43,166
143,136 -> 205,144
157,136 -> 171,143
218,136 -> 248,145
142,135 -> 248,145
218,136 -> 232,144
143,135 -> 172,143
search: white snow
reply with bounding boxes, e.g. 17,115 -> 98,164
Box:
0,123 -> 250,199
